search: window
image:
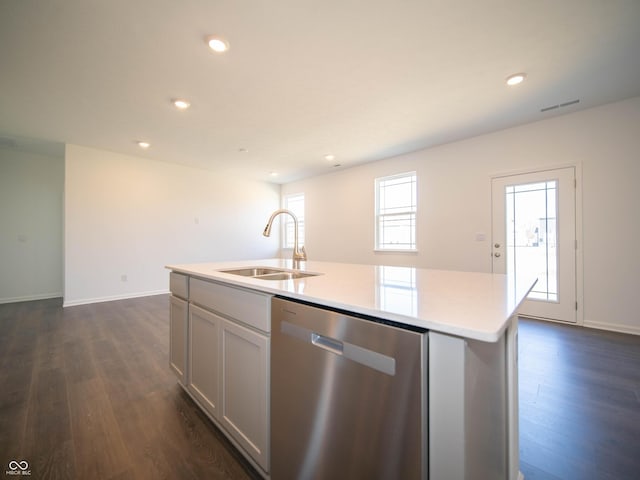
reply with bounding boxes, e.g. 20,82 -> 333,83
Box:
283,193 -> 305,249
375,172 -> 417,251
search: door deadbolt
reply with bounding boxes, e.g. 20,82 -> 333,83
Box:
494,243 -> 501,248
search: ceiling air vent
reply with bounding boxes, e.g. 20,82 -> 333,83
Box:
540,99 -> 580,113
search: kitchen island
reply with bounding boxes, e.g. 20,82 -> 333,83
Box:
166,259 -> 535,480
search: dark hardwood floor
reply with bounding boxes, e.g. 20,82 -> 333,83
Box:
518,318 -> 640,480
1,295 -> 639,479
0,296 -> 261,480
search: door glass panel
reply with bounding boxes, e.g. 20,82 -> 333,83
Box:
505,181 -> 558,302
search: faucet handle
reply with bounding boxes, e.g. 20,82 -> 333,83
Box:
293,245 -> 307,262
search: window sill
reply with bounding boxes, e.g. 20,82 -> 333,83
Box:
374,249 -> 419,254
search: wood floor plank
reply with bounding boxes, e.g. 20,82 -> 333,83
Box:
23,366 -> 75,475
518,318 -> 640,480
67,377 -> 133,479
0,301 -> 42,468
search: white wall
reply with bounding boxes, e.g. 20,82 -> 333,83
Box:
64,144 -> 280,306
0,148 -> 64,303
283,96 -> 640,335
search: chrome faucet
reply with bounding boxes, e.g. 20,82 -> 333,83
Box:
263,209 -> 307,267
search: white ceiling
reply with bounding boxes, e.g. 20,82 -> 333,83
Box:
1,0 -> 639,183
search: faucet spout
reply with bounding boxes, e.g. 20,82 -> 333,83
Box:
263,208 -> 307,267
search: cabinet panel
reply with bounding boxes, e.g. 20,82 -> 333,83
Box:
188,305 -> 221,419
171,273 -> 271,475
170,272 -> 189,299
190,278 -> 271,332
221,319 -> 270,472
169,295 -> 188,385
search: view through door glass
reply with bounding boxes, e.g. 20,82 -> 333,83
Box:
492,168 -> 576,323
506,181 -> 558,302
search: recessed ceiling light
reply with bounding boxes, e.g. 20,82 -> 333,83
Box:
172,98 -> 191,110
506,73 -> 526,86
205,35 -> 229,53
269,171 -> 278,177
137,141 -> 150,149
324,154 -> 335,161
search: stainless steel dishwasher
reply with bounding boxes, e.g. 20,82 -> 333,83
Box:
271,297 -> 428,479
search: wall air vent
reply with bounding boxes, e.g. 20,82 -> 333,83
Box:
540,99 -> 580,113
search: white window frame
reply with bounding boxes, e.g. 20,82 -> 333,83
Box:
374,172 -> 417,252
282,193 -> 305,249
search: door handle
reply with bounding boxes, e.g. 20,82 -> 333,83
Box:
494,252 -> 501,258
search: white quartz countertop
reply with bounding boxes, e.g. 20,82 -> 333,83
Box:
166,258 -> 536,342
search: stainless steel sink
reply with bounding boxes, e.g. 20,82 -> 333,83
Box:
220,267 -> 320,280
221,267 -> 285,277
255,271 -> 318,280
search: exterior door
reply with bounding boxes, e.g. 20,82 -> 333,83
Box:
492,167 -> 576,323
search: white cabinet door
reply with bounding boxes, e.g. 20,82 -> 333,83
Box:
188,304 -> 222,420
220,319 -> 270,472
169,295 -> 188,385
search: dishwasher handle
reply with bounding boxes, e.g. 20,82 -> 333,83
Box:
280,320 -> 396,376
311,333 -> 344,355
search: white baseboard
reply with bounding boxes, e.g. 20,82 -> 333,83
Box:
63,289 -> 169,307
521,315 -> 640,337
583,319 -> 640,336
0,292 -> 62,304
